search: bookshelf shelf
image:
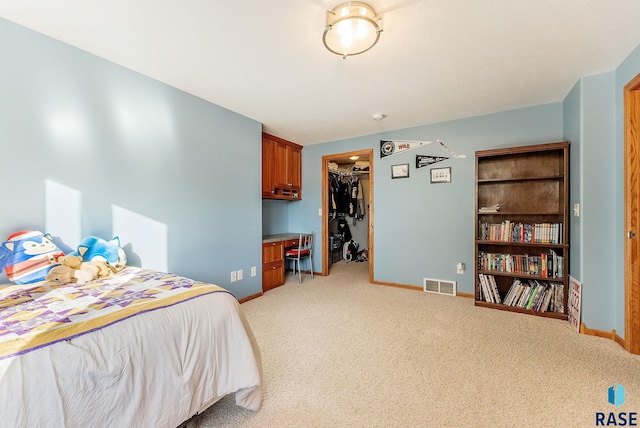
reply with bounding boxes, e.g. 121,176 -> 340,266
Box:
477,175 -> 564,183
477,212 -> 564,216
474,141 -> 570,319
474,301 -> 568,320
477,269 -> 561,280
476,240 -> 568,248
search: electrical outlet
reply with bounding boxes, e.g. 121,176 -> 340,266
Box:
237,269 -> 243,281
251,266 -> 257,277
456,263 -> 465,275
230,271 -> 237,282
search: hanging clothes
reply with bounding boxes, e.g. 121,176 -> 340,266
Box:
329,174 -> 338,216
336,178 -> 351,214
356,179 -> 365,221
348,177 -> 358,218
329,167 -> 367,223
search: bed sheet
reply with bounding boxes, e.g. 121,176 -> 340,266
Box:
0,274 -> 262,428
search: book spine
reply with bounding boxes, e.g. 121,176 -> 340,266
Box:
489,275 -> 502,304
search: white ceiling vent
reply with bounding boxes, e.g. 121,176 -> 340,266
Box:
423,278 -> 457,296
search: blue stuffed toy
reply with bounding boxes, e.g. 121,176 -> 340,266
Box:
69,236 -> 127,272
0,230 -> 65,284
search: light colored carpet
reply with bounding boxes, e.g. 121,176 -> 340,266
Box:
187,260 -> 640,427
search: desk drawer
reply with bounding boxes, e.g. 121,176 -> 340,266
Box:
285,238 -> 299,248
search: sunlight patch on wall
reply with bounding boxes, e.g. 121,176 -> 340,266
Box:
112,205 -> 168,272
111,89 -> 176,149
45,180 -> 82,247
46,104 -> 90,148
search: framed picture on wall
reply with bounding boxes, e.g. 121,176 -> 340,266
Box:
391,163 -> 409,179
430,167 -> 451,183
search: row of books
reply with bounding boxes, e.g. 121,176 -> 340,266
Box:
477,250 -> 564,278
478,220 -> 563,244
503,278 -> 565,313
477,273 -> 502,304
477,274 -> 565,313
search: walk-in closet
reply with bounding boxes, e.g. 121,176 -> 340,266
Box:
327,155 -> 370,271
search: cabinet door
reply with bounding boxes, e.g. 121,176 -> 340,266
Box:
273,141 -> 290,188
287,145 -> 302,190
262,137 -> 275,197
262,263 -> 284,291
262,242 -> 284,264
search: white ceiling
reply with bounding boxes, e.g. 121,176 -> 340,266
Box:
2,1 -> 640,145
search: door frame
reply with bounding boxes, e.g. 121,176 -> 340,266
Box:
321,149 -> 374,282
624,73 -> 640,354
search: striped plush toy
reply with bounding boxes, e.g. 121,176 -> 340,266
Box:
0,230 -> 65,284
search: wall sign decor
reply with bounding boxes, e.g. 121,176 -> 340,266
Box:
436,140 -> 467,159
380,140 -> 431,158
416,154 -> 449,169
391,163 -> 410,179
380,139 -> 466,159
430,167 -> 451,183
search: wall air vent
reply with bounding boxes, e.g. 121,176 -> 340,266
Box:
423,278 -> 457,296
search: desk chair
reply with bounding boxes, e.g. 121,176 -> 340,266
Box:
285,232 -> 314,283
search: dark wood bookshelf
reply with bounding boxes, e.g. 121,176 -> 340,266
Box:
474,141 -> 570,320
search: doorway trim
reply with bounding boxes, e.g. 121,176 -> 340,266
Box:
624,73 -> 640,354
322,149 -> 374,282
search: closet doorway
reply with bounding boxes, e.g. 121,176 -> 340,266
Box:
321,149 -> 374,281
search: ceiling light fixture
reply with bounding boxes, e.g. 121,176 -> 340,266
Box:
372,113 -> 385,121
323,2 -> 383,59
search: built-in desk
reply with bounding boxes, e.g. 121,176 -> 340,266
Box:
262,233 -> 300,292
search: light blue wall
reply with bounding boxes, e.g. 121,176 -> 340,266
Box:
563,73 -> 617,330
583,73 -> 616,330
563,80 -> 581,281
292,104 -> 564,292
262,200 -> 289,235
0,18 -> 263,299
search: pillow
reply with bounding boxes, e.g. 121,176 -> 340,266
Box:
0,230 -> 65,284
69,236 -> 127,272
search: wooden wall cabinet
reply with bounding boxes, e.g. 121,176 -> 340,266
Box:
262,132 -> 302,200
474,141 -> 570,320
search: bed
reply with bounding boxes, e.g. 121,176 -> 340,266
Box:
0,266 -> 262,428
